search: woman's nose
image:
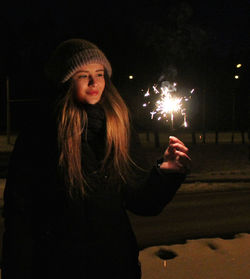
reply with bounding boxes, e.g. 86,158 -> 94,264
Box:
88,76 -> 97,86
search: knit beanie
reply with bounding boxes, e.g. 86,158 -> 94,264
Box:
45,39 -> 112,84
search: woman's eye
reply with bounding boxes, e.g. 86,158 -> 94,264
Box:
97,73 -> 104,77
79,75 -> 88,79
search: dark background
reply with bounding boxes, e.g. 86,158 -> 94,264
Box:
0,0 -> 249,132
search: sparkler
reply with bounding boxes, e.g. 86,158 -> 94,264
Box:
142,81 -> 194,129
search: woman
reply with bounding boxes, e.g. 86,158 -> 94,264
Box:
2,39 -> 191,279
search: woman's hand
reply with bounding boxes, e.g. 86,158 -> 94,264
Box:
159,136 -> 191,174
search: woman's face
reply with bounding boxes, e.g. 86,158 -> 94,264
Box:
72,63 -> 105,104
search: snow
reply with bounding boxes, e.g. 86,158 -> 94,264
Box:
139,233 -> 250,279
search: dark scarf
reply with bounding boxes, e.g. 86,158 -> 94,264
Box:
83,103 -> 106,144
81,103 -> 106,176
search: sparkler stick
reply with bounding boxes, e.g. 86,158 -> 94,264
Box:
142,81 -> 194,129
171,112 -> 174,129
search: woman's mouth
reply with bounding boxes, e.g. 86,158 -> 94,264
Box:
87,90 -> 99,96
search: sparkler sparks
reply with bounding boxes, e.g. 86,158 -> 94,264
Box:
142,81 -> 194,129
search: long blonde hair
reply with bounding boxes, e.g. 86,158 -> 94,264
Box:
56,73 -> 133,198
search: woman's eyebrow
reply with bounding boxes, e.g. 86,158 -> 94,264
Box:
75,69 -> 104,74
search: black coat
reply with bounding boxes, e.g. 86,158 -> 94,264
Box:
1,104 -> 185,279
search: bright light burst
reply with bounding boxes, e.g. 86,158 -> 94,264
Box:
142,81 -> 194,129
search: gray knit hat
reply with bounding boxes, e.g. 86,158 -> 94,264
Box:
45,39 -> 112,84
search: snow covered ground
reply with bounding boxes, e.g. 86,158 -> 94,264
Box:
139,233 -> 250,279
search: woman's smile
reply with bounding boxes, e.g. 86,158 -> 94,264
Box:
87,90 -> 99,96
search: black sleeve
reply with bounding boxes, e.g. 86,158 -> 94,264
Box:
122,127 -> 186,216
1,126 -> 39,279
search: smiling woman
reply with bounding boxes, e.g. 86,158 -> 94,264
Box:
72,64 -> 105,104
1,38 -> 190,279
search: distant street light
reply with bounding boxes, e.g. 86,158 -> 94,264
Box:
234,75 -> 239,79
129,75 -> 134,80
236,64 -> 242,68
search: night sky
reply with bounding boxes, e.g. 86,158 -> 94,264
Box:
1,1 -> 249,75
0,0 -> 249,130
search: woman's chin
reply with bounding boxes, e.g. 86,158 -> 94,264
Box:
78,97 -> 101,105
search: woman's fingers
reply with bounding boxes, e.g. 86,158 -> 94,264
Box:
169,136 -> 185,146
163,136 -> 191,173
169,137 -> 189,154
170,142 -> 189,153
175,150 -> 191,163
175,150 -> 192,170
